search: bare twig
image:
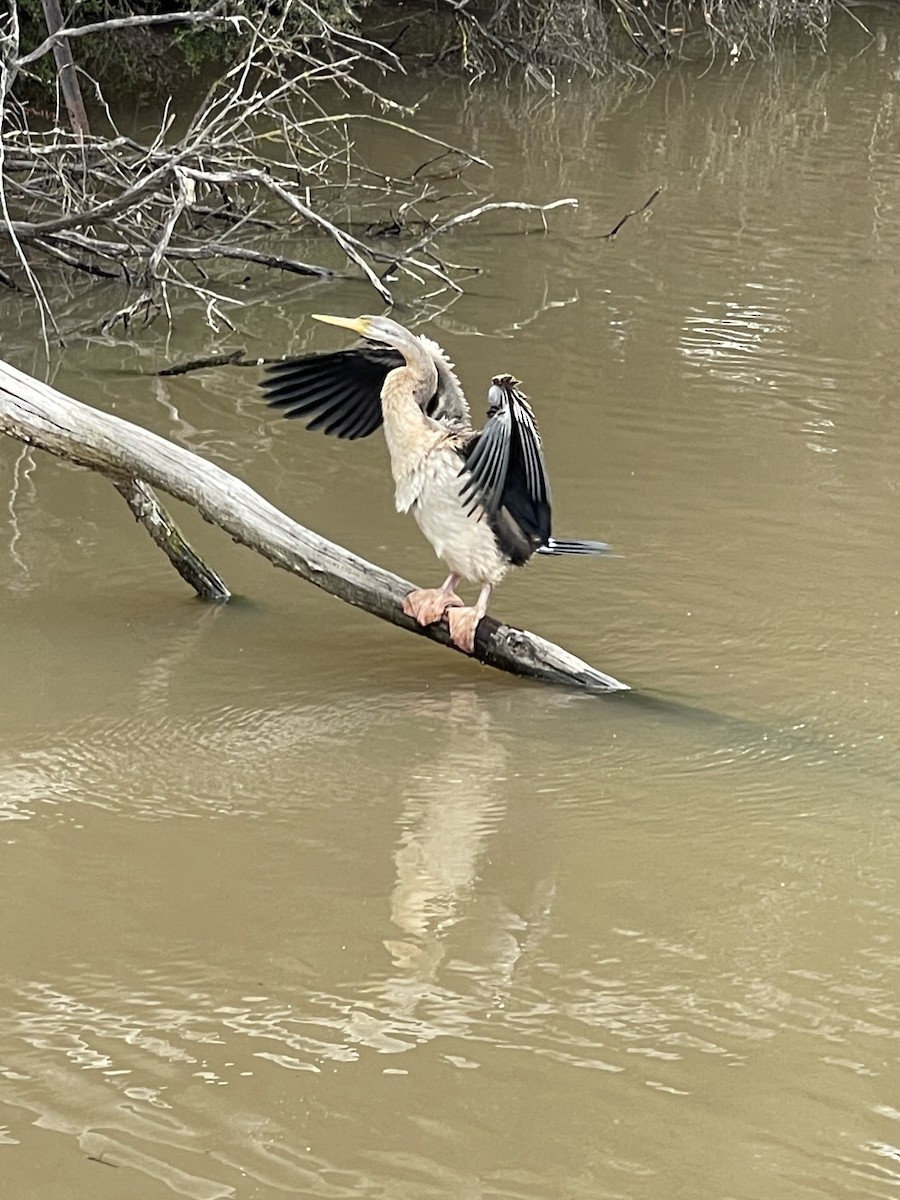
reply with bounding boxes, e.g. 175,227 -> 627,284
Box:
29,235 -> 122,277
382,198 -> 578,276
0,66 -> 62,352
16,7 -> 232,68
11,163 -> 174,238
157,349 -> 250,375
600,186 -> 662,240
245,171 -> 394,304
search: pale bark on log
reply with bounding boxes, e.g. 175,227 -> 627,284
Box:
0,359 -> 629,694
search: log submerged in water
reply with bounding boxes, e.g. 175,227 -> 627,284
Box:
0,358 -> 629,694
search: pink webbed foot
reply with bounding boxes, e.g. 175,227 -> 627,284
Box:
402,586 -> 463,627
446,606 -> 482,655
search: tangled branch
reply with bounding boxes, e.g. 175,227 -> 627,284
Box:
0,0 -> 578,345
434,0 -> 836,83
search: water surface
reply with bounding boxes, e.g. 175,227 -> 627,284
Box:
3,15 -> 900,1199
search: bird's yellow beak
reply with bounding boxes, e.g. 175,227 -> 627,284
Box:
312,313 -> 372,337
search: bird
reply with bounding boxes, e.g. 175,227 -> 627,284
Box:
260,313 -> 609,654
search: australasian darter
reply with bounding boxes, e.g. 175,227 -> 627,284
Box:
260,314 -> 609,654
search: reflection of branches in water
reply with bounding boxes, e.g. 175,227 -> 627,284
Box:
642,47 -> 900,264
865,87 -> 899,245
384,282 -> 580,349
452,74 -> 638,183
657,58 -> 834,194
447,34 -> 894,210
134,602 -> 227,713
433,0 -> 834,85
4,441 -> 36,590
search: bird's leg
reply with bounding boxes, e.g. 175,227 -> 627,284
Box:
446,582 -> 493,655
402,573 -> 464,627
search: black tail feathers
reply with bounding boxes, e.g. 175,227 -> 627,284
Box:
537,538 -> 611,557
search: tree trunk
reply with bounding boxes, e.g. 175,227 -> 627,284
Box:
40,0 -> 91,138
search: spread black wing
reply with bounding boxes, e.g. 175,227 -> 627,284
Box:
260,344 -> 401,440
458,374 -> 552,566
260,339 -> 466,441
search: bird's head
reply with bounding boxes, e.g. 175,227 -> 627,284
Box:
313,313 -> 419,356
313,312 -> 439,403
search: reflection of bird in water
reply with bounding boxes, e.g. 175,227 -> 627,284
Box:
261,314 -> 609,653
384,688 -> 514,992
384,689 -> 557,1011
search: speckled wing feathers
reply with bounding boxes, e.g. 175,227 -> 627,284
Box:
459,408 -> 511,517
458,375 -> 553,566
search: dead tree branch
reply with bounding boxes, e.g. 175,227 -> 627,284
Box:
600,186 -> 662,240
157,349 -> 250,376
0,0 -> 577,339
0,357 -> 628,694
112,476 -> 231,601
434,0 -> 835,81
17,6 -> 231,68
379,197 -> 579,280
39,0 -> 91,137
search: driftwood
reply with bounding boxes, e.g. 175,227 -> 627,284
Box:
0,359 -> 628,693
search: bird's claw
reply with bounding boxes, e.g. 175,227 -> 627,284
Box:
446,606 -> 481,655
402,587 -> 463,627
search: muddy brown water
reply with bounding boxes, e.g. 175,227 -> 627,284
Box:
3,16 -> 900,1199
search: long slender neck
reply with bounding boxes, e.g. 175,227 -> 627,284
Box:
379,347 -> 441,513
381,337 -> 439,413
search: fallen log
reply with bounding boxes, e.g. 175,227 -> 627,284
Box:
0,358 -> 628,693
